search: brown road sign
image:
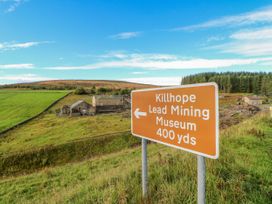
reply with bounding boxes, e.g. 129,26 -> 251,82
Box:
131,83 -> 219,159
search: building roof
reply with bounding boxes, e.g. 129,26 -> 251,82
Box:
244,96 -> 263,101
70,100 -> 90,109
93,95 -> 123,100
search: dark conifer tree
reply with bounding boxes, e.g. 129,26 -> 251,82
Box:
181,72 -> 272,96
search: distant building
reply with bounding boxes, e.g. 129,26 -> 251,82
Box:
58,95 -> 131,117
92,95 -> 130,113
69,100 -> 95,116
243,96 -> 263,106
59,105 -> 70,116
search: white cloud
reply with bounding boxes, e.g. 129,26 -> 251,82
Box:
210,40 -> 272,56
132,71 -> 147,75
207,36 -> 225,42
122,77 -> 181,86
102,52 -> 178,60
0,74 -> 55,84
46,52 -> 272,70
0,41 -> 52,51
6,0 -> 24,12
207,27 -> 272,56
176,5 -> 272,31
172,5 -> 272,57
230,27 -> 272,40
99,51 -> 129,59
260,60 -> 272,66
110,32 -> 141,40
0,0 -> 26,13
0,63 -> 34,69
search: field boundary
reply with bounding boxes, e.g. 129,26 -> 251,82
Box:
0,130 -> 140,177
0,91 -> 72,136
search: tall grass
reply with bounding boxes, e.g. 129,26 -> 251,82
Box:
0,131 -> 139,176
0,113 -> 271,203
0,113 -> 130,156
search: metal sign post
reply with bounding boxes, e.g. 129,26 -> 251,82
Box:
142,138 -> 148,198
197,155 -> 206,204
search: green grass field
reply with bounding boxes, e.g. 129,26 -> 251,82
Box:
0,91 -> 270,203
0,113 -> 271,204
0,90 -> 68,133
0,92 -> 237,157
0,92 -> 130,157
0,113 -> 130,157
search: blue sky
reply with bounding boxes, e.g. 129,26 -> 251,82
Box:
0,0 -> 272,85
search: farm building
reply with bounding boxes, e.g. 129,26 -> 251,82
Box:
59,105 -> 70,116
70,100 -> 95,116
59,100 -> 95,116
92,95 -> 130,113
243,96 -> 263,106
58,95 -> 130,117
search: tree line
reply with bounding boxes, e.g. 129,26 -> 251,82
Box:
181,72 -> 272,96
0,83 -> 133,95
74,86 -> 132,95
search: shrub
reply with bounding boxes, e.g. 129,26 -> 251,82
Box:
120,88 -> 131,95
90,86 -> 96,94
97,87 -> 112,94
74,87 -> 87,95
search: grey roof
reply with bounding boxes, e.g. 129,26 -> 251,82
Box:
70,100 -> 90,109
93,95 -> 123,99
244,96 -> 263,100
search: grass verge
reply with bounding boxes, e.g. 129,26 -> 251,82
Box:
0,113 -> 271,203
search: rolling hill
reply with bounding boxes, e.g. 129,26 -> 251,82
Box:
0,92 -> 260,177
0,80 -> 158,90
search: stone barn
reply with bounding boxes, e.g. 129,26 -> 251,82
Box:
59,105 -> 70,116
92,95 -> 130,113
70,100 -> 95,116
243,96 -> 263,106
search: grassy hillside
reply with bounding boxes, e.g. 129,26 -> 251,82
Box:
0,113 -> 130,157
0,93 -> 258,176
0,113 -> 271,204
0,93 -> 242,154
0,92 -> 132,175
0,90 -> 68,133
0,93 -> 234,156
1,80 -> 157,90
0,93 -> 130,156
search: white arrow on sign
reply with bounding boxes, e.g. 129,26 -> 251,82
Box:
134,108 -> 147,119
